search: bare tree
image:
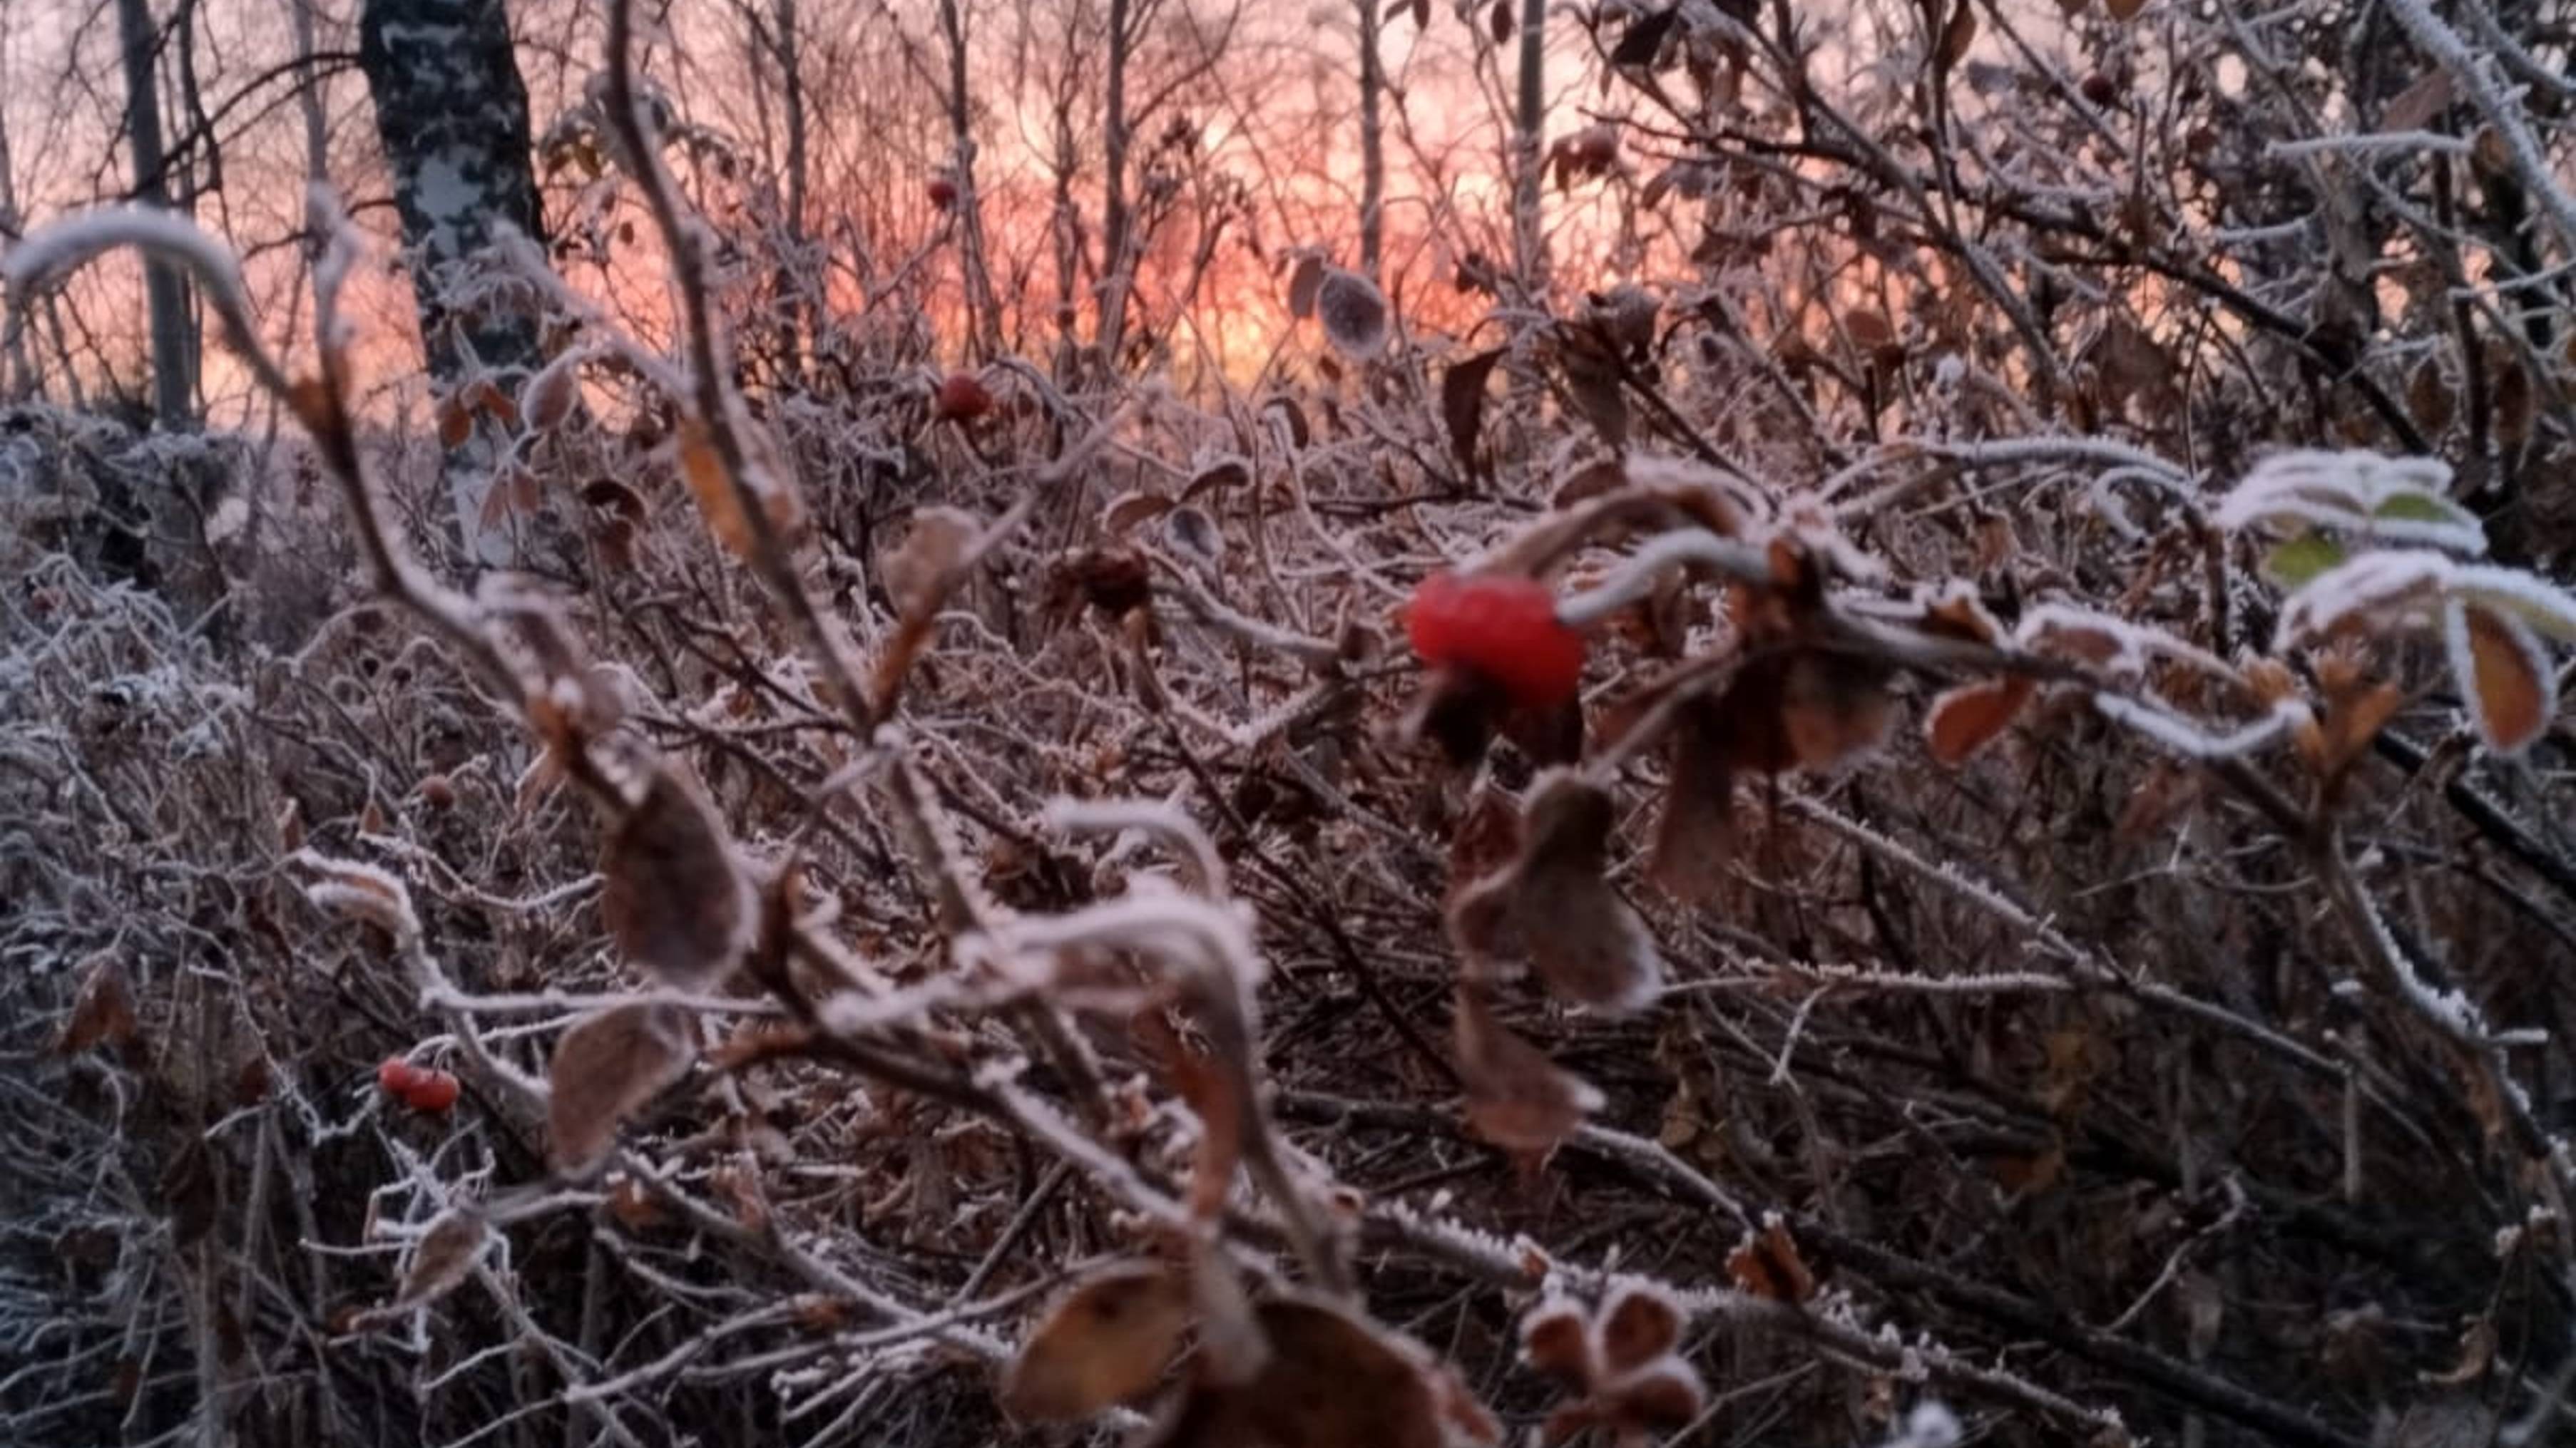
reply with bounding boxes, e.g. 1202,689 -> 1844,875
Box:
356,0 -> 543,566
114,0 -> 196,426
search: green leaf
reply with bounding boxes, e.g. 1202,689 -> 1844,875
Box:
2372,491 -> 2480,532
2264,533 -> 2345,587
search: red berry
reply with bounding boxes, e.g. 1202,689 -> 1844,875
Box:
1405,571 -> 1586,709
378,1057 -> 424,1094
926,176 -> 959,210
402,1072 -> 461,1114
933,371 -> 993,423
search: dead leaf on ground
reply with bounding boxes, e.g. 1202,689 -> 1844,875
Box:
1726,1216 -> 1815,1302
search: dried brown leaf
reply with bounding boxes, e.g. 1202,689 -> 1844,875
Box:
1442,348 -> 1506,478
1286,255 -> 1327,320
1649,694 -> 1737,903
1725,1216 -> 1815,1302
1936,0 -> 1976,69
1000,1260 -> 1191,1422
1519,1299 -> 1593,1386
1453,985 -> 1601,1158
548,1002 -> 696,1176
2450,602 -> 2552,754
55,954 -> 139,1056
392,1207 -> 489,1313
1234,1297 -> 1448,1448
600,767 -> 753,990
1604,1358 -> 1706,1431
1452,771 -> 1662,1012
678,416 -> 757,560
1925,676 -> 2035,766
1594,1282 -> 1683,1375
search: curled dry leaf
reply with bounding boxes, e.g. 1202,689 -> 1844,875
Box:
599,766 -> 754,990
548,1002 -> 697,1176
1450,771 -> 1663,1013
1924,675 -> 2035,766
1184,456 -> 1252,499
1104,489 -> 1176,535
1000,1259 -> 1192,1422
1727,1215 -> 1816,1303
390,1207 -> 489,1313
2448,601 -> 2552,754
1315,267 -> 1391,360
1442,348 -> 1506,479
1453,985 -> 1603,1159
1286,254 -> 1327,320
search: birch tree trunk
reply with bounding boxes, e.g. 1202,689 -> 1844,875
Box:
357,0 -> 543,568
115,0 -> 198,428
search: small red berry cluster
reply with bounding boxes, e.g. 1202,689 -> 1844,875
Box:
378,1057 -> 460,1114
1405,571 -> 1586,709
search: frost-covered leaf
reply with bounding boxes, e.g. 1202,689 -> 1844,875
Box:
547,1002 -> 695,1176
1451,771 -> 1662,1013
2447,601 -> 2552,754
2219,450 -> 2484,555
1603,1357 -> 1706,1432
1453,985 -> 1601,1157
2264,533 -> 2345,588
600,768 -> 752,990
1001,1260 -> 1192,1422
1102,489 -> 1174,535
1519,1299 -> 1593,1385
1315,268 -> 1391,360
1593,1282 -> 1683,1375
1925,676 -> 2033,765
390,1208 -> 488,1313
521,354 -> 581,431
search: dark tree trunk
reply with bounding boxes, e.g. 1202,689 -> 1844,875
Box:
357,0 -> 543,564
115,0 -> 197,428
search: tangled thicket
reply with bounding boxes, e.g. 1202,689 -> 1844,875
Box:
12,4 -> 2576,1448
